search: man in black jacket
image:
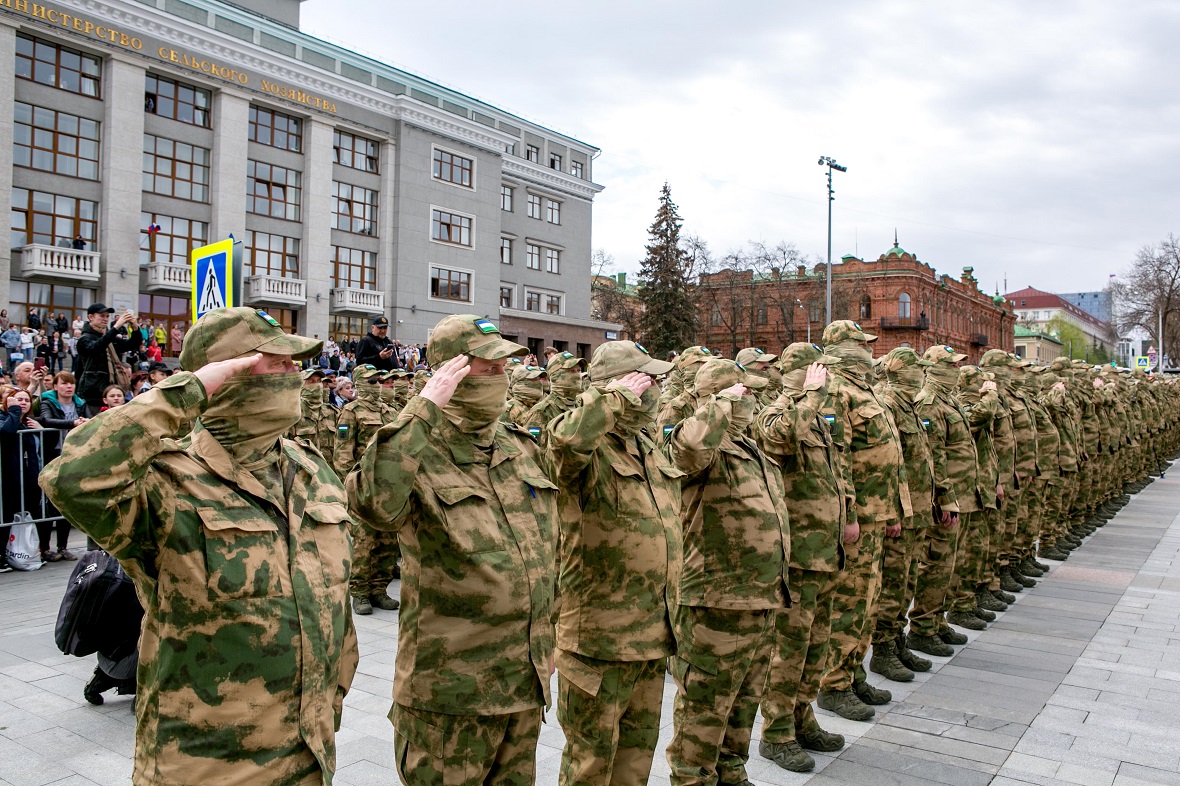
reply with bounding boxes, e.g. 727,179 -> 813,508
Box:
75,303 -> 143,415
355,315 -> 395,370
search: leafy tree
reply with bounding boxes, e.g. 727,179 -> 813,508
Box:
638,184 -> 696,355
1044,316 -> 1087,359
1111,235 -> 1180,365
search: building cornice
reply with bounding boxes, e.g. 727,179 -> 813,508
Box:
500,308 -> 621,332
503,159 -> 604,201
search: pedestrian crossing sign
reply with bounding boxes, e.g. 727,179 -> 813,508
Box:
1136,356 -> 1150,369
191,239 -> 235,320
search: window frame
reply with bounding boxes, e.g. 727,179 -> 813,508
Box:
428,264 -> 474,304
16,33 -> 101,99
546,199 -> 561,225
145,73 -> 211,127
248,105 -> 303,152
432,146 -> 475,190
10,188 -> 99,249
527,194 -> 542,220
245,230 -> 301,279
500,237 -> 513,265
14,102 -> 101,180
525,144 -> 540,163
499,285 -> 514,309
430,206 -> 474,249
571,160 -> 584,179
143,134 -> 211,202
333,129 -> 379,173
333,181 -> 378,235
500,185 -> 514,212
247,160 -> 302,221
549,153 -> 563,172
331,245 -> 378,290
526,243 -> 541,270
544,247 -> 560,274
139,212 -> 209,267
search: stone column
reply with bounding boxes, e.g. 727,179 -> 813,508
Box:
98,55 -> 146,314
0,22 -> 16,311
300,117 -> 333,338
209,89 -> 249,295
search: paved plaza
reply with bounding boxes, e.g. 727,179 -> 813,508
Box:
2,473 -> 1180,786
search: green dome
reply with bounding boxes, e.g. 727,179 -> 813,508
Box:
885,243 -> 908,258
992,294 -> 1006,306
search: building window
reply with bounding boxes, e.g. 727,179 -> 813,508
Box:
499,286 -> 513,309
525,291 -> 541,312
430,266 -> 472,302
137,293 -> 191,356
246,231 -> 300,278
859,295 -> 872,320
16,34 -> 101,98
899,292 -> 911,319
143,135 -> 211,202
333,182 -> 378,235
331,246 -> 377,289
571,160 -> 584,179
545,294 -> 562,315
757,303 -> 769,325
14,103 -> 100,180
526,144 -> 539,163
331,316 -> 369,346
501,185 -> 513,212
430,209 -> 472,247
546,199 -> 561,225
333,130 -> 378,172
711,305 -> 722,327
527,194 -> 542,219
432,148 -> 474,188
526,244 -> 541,270
550,154 -> 563,171
144,74 -> 210,127
249,106 -> 303,152
10,188 -> 98,249
545,248 -> 560,274
8,281 -> 94,332
808,300 -> 822,323
248,160 -> 302,220
140,213 -> 208,267
500,237 -> 513,265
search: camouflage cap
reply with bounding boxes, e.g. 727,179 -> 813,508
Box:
923,344 -> 968,364
1028,364 -> 1048,374
301,367 -> 326,380
778,342 -> 841,373
979,348 -> 1012,367
734,347 -> 778,367
1009,354 -> 1033,368
426,314 -> 527,367
822,319 -> 878,345
179,307 -> 321,371
509,363 -> 545,383
1049,356 -> 1073,372
547,351 -> 587,373
352,364 -> 383,384
880,346 -> 934,374
674,346 -> 715,369
695,358 -> 765,396
381,368 -> 411,380
958,365 -> 988,389
521,366 -> 548,380
589,340 -> 674,381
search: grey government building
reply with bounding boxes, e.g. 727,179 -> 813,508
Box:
0,0 -> 621,357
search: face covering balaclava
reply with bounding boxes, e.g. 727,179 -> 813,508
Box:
888,366 -> 926,394
201,372 -> 302,469
356,381 -> 380,402
551,368 -> 582,400
378,385 -> 398,405
825,340 -> 873,378
394,379 -> 411,407
444,374 -> 509,445
925,362 -> 961,390
608,383 -> 658,437
728,395 -> 757,438
514,379 -> 545,406
767,366 -> 784,391
300,385 -> 322,409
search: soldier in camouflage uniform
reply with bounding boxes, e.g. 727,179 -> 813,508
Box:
412,368 -> 432,396
523,351 -> 586,431
504,363 -> 547,426
548,341 -> 729,786
992,354 -> 1043,591
816,321 -> 911,721
347,314 -> 558,786
756,343 -> 848,773
908,344 -> 978,658
292,367 -> 340,457
657,346 -> 717,428
664,358 -> 788,786
869,348 -> 936,684
41,307 -> 358,786
335,365 -> 400,614
734,347 -> 780,408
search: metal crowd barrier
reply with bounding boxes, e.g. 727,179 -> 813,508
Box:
1,426 -> 71,528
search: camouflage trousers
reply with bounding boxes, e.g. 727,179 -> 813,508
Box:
908,513 -> 962,637
992,484 -> 1024,584
391,703 -> 541,786
873,510 -> 933,644
349,520 -> 400,599
948,509 -> 991,614
819,520 -> 885,693
557,651 -> 665,786
666,606 -> 775,786
759,568 -> 839,743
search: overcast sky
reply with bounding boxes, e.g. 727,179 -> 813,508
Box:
301,0 -> 1180,297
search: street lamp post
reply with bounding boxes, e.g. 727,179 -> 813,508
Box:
796,298 -> 810,344
818,156 -> 847,325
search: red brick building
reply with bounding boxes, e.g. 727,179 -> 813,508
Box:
696,241 -> 1016,364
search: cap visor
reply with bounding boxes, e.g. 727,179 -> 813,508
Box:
257,333 -> 323,360
637,357 -> 674,376
952,352 -> 968,362
744,374 -> 769,389
762,354 -> 779,363
863,332 -> 879,343
916,358 -> 936,366
818,353 -> 842,365
467,337 -> 528,361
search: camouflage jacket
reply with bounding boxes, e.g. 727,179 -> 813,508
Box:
346,396 -> 559,714
824,370 -> 912,525
332,393 -> 394,478
878,382 -> 935,516
1007,390 -> 1039,486
671,392 -> 791,609
1040,382 -> 1079,472
1026,392 -> 1061,482
656,390 -> 696,433
547,386 -> 716,661
959,387 -> 1000,510
521,391 -> 577,431
916,383 -> 980,514
755,387 -> 845,572
40,373 -> 358,786
292,392 -> 339,458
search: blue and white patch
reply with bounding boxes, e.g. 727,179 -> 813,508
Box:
474,319 -> 499,335
823,414 -> 836,424
921,418 -> 931,430
527,426 -> 541,439
663,425 -> 675,435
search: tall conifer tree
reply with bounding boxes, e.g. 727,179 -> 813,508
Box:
638,183 -> 696,356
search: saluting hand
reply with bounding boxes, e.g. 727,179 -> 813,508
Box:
194,353 -> 264,397
607,371 -> 653,399
419,355 -> 471,409
804,362 -> 828,389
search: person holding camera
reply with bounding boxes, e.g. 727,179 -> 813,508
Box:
75,304 -> 143,417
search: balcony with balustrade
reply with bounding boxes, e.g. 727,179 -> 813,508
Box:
878,315 -> 929,331
330,287 -> 384,315
141,262 -> 192,293
243,274 -> 307,307
17,244 -> 100,284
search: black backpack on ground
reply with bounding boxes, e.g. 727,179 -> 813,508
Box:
55,550 -> 144,660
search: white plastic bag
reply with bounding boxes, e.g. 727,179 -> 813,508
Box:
6,514 -> 42,571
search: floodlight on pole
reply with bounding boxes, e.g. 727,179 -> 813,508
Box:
796,298 -> 810,344
818,156 -> 847,325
